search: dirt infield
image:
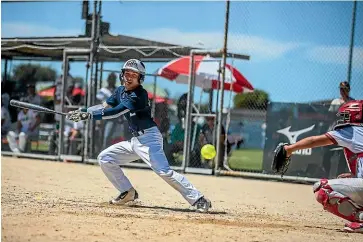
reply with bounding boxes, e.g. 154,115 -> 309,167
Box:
1,157 -> 361,242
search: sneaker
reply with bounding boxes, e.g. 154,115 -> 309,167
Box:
194,196 -> 212,213
109,188 -> 139,205
344,222 -> 363,233
12,148 -> 20,153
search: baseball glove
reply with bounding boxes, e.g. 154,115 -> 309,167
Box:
272,143 -> 291,176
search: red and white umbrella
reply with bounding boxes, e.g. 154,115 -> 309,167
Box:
156,55 -> 254,93
38,86 -> 86,97
147,92 -> 172,104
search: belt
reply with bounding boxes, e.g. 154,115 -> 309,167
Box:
131,130 -> 145,137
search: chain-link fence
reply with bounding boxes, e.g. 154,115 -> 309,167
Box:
2,1 -> 362,181
219,1 -> 363,176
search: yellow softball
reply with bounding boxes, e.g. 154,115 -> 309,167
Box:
201,144 -> 217,160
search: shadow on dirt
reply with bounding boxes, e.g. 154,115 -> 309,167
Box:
129,204 -> 227,215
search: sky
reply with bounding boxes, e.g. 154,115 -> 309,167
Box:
1,0 -> 363,105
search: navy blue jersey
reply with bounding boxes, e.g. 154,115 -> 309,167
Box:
92,85 -> 157,132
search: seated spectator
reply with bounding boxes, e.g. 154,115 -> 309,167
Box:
154,101 -> 170,140
199,115 -> 231,168
65,120 -> 84,156
25,84 -> 42,105
166,121 -> 202,166
96,72 -> 118,150
1,93 -> 10,110
177,93 -> 188,123
1,100 -> 11,137
7,100 -> 40,153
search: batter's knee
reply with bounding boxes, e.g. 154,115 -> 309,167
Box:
7,131 -> 16,138
157,169 -> 173,178
97,150 -> 109,166
97,149 -> 119,169
19,132 -> 26,138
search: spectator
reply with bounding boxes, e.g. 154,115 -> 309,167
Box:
166,120 -> 202,166
328,81 -> 354,112
261,122 -> 267,149
25,84 -> 42,105
54,64 -> 74,121
176,92 -> 200,126
1,99 -> 11,137
177,93 -> 188,123
199,115 -> 231,168
96,72 -> 117,101
1,81 -> 10,110
323,81 -> 354,177
7,98 -> 40,153
154,100 -> 170,140
65,120 -> 84,156
96,72 -> 119,149
1,93 -> 10,110
71,82 -> 85,106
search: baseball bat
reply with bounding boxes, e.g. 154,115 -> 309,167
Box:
10,100 -> 68,116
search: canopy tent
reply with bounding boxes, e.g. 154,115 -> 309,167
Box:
1,34 -> 250,62
1,34 -> 199,62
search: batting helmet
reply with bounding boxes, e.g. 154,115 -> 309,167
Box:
120,59 -> 146,84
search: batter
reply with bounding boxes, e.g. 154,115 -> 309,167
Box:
67,59 -> 211,212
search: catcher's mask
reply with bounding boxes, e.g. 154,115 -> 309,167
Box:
119,59 -> 146,84
334,100 -> 363,129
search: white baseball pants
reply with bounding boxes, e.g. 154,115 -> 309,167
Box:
7,131 -> 28,152
326,178 -> 363,206
97,126 -> 203,205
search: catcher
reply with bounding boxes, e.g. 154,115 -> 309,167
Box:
272,100 -> 363,233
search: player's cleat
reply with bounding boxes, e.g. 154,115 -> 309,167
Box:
109,188 -> 139,205
344,222 -> 363,233
194,196 -> 212,213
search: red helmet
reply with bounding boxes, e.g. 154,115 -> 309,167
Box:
334,100 -> 363,129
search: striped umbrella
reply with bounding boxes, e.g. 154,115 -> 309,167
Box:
156,55 -> 254,93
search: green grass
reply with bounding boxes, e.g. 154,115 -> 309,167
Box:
30,141 -> 50,152
228,149 -> 263,171
30,141 -> 264,172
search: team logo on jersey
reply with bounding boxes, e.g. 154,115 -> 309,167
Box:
276,125 -> 315,155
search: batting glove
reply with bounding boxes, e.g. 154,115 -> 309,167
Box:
67,110 -> 91,122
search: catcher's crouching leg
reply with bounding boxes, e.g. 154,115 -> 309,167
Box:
313,179 -> 363,222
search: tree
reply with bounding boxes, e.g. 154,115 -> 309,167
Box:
11,64 -> 57,86
233,89 -> 269,110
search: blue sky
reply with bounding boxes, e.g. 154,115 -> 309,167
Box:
2,1 -> 363,105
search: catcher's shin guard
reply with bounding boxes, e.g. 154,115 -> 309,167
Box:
313,179 -> 363,222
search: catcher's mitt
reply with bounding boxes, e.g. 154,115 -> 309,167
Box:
272,143 -> 291,176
